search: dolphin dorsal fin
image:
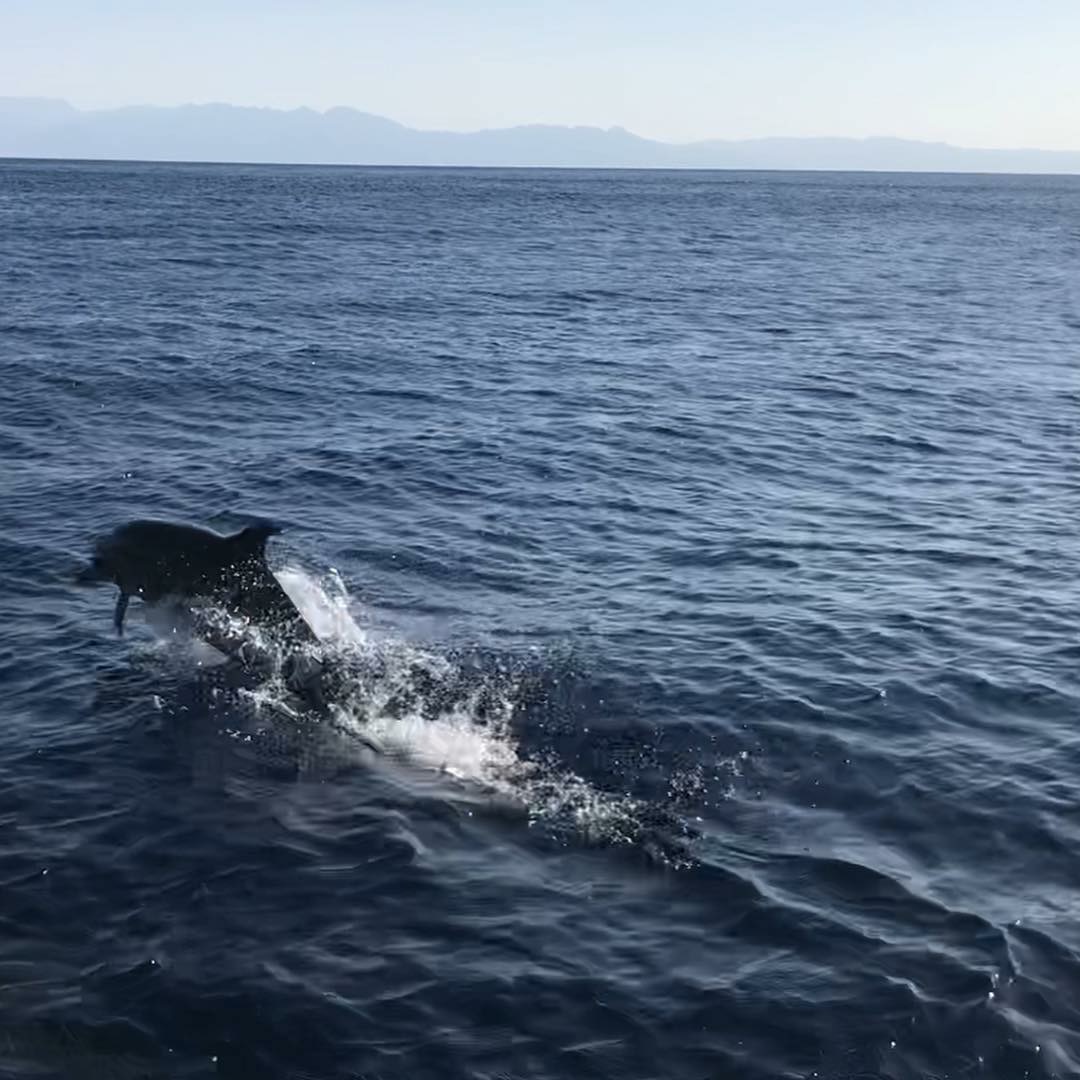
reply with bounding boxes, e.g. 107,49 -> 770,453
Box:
232,519 -> 283,558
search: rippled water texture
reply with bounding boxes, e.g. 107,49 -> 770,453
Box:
2,161 -> 1079,1079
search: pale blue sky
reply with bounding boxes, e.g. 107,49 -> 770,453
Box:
3,0 -> 1078,149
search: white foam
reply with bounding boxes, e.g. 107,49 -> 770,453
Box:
276,566 -> 367,647
351,699 -> 521,784
141,603 -> 230,668
146,565 -> 698,862
270,567 -> 521,785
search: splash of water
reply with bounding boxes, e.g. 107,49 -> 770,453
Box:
147,565 -> 702,864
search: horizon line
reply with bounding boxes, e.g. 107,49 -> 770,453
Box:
5,96 -> 1080,158
2,155 -> 1077,180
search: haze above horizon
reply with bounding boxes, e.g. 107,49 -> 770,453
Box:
3,0 -> 1079,152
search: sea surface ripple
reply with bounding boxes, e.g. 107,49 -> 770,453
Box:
1,161 -> 1079,1079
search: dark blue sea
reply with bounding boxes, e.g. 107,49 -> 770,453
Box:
1,160 -> 1078,1080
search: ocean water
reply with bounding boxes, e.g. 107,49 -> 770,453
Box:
1,159 -> 1078,1080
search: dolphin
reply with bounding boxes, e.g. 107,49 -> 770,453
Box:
76,518 -> 318,646
75,521 -> 701,862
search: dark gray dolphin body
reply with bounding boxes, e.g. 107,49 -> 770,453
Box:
77,518 -> 318,646
79,519 -> 361,737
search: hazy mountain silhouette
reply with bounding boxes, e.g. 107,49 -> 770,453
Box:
2,97 -> 1079,173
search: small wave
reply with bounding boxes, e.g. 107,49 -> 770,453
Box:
862,430 -> 950,455
783,380 -> 861,399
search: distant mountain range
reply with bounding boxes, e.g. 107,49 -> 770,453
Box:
2,97 -> 1079,173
